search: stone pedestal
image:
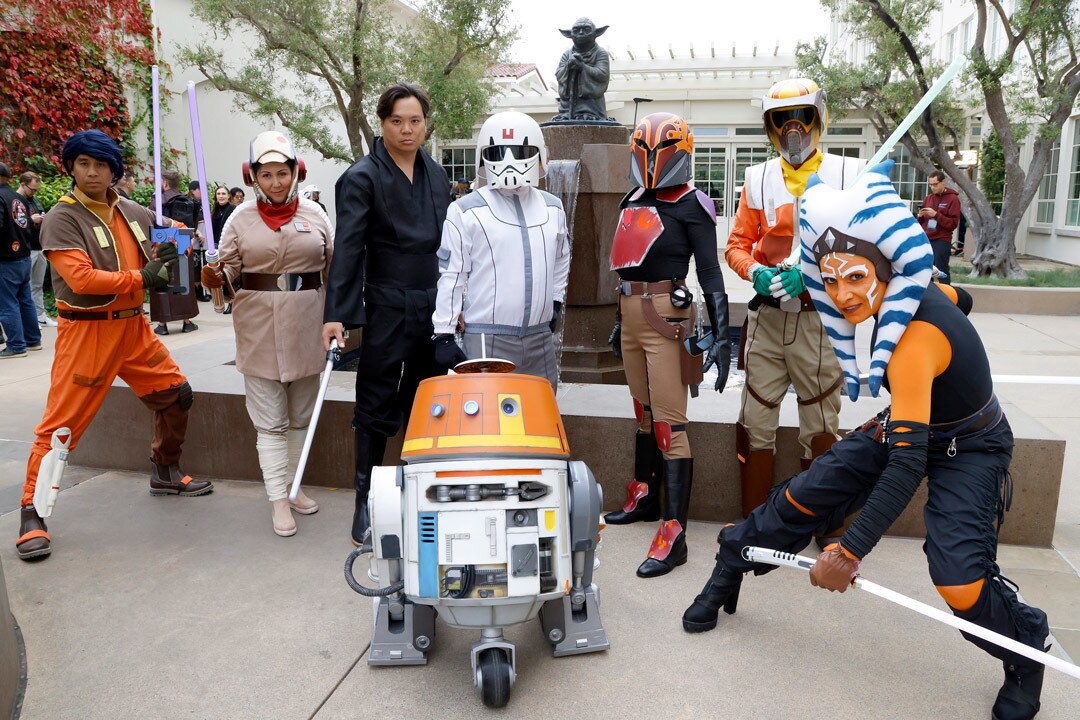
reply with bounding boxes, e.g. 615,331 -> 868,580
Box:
543,124 -> 630,384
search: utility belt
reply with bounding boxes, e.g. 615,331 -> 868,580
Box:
929,395 -> 1003,443
617,278 -> 703,387
240,272 -> 322,292
58,307 -> 143,321
747,291 -> 814,313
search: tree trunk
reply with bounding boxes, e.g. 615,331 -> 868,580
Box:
970,214 -> 1024,278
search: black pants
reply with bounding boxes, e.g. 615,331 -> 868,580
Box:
721,418 -> 1048,668
931,240 -> 952,284
352,287 -> 442,438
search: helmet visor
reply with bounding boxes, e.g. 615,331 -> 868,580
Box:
481,145 -> 541,163
768,107 -> 817,131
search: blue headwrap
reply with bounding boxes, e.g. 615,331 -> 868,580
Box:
61,130 -> 125,183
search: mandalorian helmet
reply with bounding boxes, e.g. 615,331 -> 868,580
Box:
475,111 -> 547,190
629,112 -> 694,190
762,78 -> 828,168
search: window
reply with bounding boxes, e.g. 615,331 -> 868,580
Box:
828,127 -> 863,136
693,147 -> 727,216
733,146 -> 771,208
826,147 -> 862,158
887,145 -> 929,214
945,31 -> 955,61
1035,139 -> 1060,225
1067,126 -> 1080,226
961,19 -> 971,53
440,147 -> 476,184
735,127 -> 765,136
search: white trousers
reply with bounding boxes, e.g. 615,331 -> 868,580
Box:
244,374 -> 320,501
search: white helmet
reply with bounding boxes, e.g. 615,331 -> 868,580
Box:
246,130 -> 305,204
475,111 -> 546,190
301,184 -> 320,198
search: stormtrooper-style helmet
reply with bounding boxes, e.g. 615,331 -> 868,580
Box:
762,78 -> 828,168
475,111 -> 546,190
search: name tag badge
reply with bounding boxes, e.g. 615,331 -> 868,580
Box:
293,221 -> 311,233
93,227 -> 110,248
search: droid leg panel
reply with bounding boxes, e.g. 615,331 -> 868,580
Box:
637,458 -> 692,578
604,431 -> 662,525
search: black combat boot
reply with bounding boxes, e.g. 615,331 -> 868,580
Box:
682,552 -> 744,632
991,660 -> 1045,720
352,431 -> 387,546
604,432 -> 662,525
636,458 -> 692,578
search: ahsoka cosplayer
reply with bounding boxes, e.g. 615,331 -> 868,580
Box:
683,162 -> 1050,720
605,112 -> 732,578
201,131 -> 332,537
16,130 -> 212,561
432,111 -> 570,389
726,78 -> 863,518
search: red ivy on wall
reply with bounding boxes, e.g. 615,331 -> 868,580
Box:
0,0 -> 157,174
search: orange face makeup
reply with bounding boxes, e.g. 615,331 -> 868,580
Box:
819,252 -> 883,324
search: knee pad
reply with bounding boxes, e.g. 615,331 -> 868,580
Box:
652,420 -> 686,453
936,580 -> 984,612
178,381 -> 193,411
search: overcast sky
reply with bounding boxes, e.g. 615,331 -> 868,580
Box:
507,0 -> 834,70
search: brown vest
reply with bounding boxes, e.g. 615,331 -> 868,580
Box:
39,192 -> 155,309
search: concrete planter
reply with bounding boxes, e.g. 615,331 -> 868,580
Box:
956,282 -> 1080,315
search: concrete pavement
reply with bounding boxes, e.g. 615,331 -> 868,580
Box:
2,293 -> 1080,717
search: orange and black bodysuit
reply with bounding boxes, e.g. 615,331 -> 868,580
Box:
718,282 -> 1048,677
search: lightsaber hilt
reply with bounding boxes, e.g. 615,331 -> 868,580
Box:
744,546 -> 1080,681
204,249 -> 226,314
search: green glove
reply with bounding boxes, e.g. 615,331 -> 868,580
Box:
751,266 -> 778,296
140,260 -> 172,290
775,265 -> 806,298
153,241 -> 178,265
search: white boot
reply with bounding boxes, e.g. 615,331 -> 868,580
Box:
257,431 -> 295,536
287,427 -> 319,514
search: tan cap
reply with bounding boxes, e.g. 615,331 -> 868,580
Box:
250,130 -> 296,166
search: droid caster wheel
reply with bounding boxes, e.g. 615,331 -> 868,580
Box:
476,647 -> 512,708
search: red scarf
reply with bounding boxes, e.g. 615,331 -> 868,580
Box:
256,198 -> 299,231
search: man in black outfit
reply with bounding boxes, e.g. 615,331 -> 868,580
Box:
323,83 -> 451,545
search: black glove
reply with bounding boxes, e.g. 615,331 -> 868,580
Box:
140,261 -> 172,290
608,321 -> 622,360
549,301 -> 563,333
153,241 -> 179,265
434,334 -> 467,369
701,291 -> 732,392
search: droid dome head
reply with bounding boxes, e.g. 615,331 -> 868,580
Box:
762,78 -> 828,168
629,112 -> 694,190
476,111 -> 547,191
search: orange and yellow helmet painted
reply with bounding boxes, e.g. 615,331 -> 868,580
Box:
762,78 -> 828,167
629,112 -> 694,190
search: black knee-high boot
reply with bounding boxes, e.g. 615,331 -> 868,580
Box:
605,432 -> 662,525
352,430 -> 388,546
682,551 -> 744,632
636,458 -> 692,578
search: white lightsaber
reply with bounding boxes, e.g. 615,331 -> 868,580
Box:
744,546 -> 1080,681
288,339 -> 340,502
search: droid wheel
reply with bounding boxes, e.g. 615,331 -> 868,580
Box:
477,648 -> 511,708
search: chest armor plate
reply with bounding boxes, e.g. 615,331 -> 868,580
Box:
610,206 -> 664,270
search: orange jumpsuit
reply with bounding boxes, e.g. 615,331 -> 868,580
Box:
21,190 -> 187,506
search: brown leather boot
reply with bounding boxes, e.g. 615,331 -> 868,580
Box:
16,505 -> 51,560
740,450 -> 774,518
150,463 -> 214,496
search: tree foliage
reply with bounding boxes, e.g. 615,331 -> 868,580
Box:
0,1 -> 157,174
180,0 -> 516,163
798,0 -> 1080,278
